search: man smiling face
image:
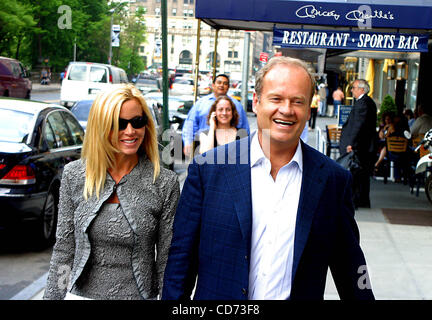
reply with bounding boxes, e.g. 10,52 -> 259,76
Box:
253,63 -> 311,155
211,75 -> 230,98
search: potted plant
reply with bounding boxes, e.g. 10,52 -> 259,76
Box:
377,94 -> 397,125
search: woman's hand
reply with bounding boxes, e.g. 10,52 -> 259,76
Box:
209,112 -> 217,130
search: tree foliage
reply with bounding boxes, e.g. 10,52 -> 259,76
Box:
115,6 -> 147,76
0,0 -> 147,75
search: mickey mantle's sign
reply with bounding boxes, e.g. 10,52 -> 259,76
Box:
273,28 -> 429,52
196,1 -> 432,30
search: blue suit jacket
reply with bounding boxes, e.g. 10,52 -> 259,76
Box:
162,136 -> 374,300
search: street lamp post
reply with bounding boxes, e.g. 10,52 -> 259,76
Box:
108,1 -> 124,65
108,9 -> 115,65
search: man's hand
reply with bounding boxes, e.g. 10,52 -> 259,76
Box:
184,144 -> 193,158
346,145 -> 353,153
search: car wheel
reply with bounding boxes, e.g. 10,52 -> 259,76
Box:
37,191 -> 58,246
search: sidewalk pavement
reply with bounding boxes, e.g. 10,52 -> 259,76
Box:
18,113 -> 432,300
31,82 -> 61,93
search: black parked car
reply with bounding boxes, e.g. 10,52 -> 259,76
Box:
0,97 -> 84,245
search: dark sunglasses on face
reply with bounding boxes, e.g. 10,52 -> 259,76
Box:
118,115 -> 148,130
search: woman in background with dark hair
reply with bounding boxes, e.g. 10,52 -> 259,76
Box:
199,95 -> 246,154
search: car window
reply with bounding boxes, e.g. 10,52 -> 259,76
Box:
47,111 -> 75,148
90,66 -> 108,83
62,111 -> 85,145
11,62 -> 21,78
0,61 -> 12,76
19,63 -> 27,77
68,65 -> 87,81
0,108 -> 33,143
43,122 -> 57,149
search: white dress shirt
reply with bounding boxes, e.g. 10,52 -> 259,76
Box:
248,131 -> 303,300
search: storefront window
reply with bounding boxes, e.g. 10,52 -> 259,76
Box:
407,60 -> 419,110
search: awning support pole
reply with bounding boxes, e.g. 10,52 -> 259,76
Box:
194,19 -> 201,103
212,28 -> 219,80
241,31 -> 250,112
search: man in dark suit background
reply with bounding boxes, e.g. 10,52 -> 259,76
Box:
162,57 -> 374,300
339,79 -> 377,209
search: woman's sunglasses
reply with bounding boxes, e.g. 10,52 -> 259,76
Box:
118,115 -> 148,131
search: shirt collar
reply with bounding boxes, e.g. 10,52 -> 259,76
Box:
250,130 -> 303,172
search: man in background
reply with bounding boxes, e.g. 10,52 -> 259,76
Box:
332,86 -> 344,118
411,104 -> 432,137
339,79 -> 377,209
182,74 -> 250,157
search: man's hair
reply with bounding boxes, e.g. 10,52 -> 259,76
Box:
81,84 -> 160,200
355,79 -> 370,94
207,95 -> 239,128
254,56 -> 316,103
213,73 -> 230,84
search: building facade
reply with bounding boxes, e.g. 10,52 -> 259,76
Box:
127,0 -> 272,79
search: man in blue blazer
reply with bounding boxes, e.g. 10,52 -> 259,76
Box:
162,57 -> 374,300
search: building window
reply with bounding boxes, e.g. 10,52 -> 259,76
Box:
139,46 -> 145,53
179,50 -> 193,65
155,7 -> 160,15
172,8 -> 177,16
228,51 -> 238,59
188,9 -> 193,17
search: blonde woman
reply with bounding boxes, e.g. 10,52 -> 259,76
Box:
198,95 -> 247,154
44,84 -> 180,300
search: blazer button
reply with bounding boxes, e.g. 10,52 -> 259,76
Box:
245,255 -> 248,260
242,288 -> 247,295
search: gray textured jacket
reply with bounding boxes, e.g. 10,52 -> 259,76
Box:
43,156 -> 180,300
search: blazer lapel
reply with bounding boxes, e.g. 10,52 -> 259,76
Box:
291,142 -> 329,281
222,137 -> 252,242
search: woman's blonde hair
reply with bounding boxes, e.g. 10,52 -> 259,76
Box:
81,84 -> 160,200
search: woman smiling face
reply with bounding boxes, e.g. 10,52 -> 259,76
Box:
215,98 -> 234,127
116,98 -> 146,159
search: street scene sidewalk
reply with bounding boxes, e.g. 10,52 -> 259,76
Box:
16,114 -> 432,300
31,82 -> 61,93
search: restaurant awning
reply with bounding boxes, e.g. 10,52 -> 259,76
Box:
196,0 -> 432,32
